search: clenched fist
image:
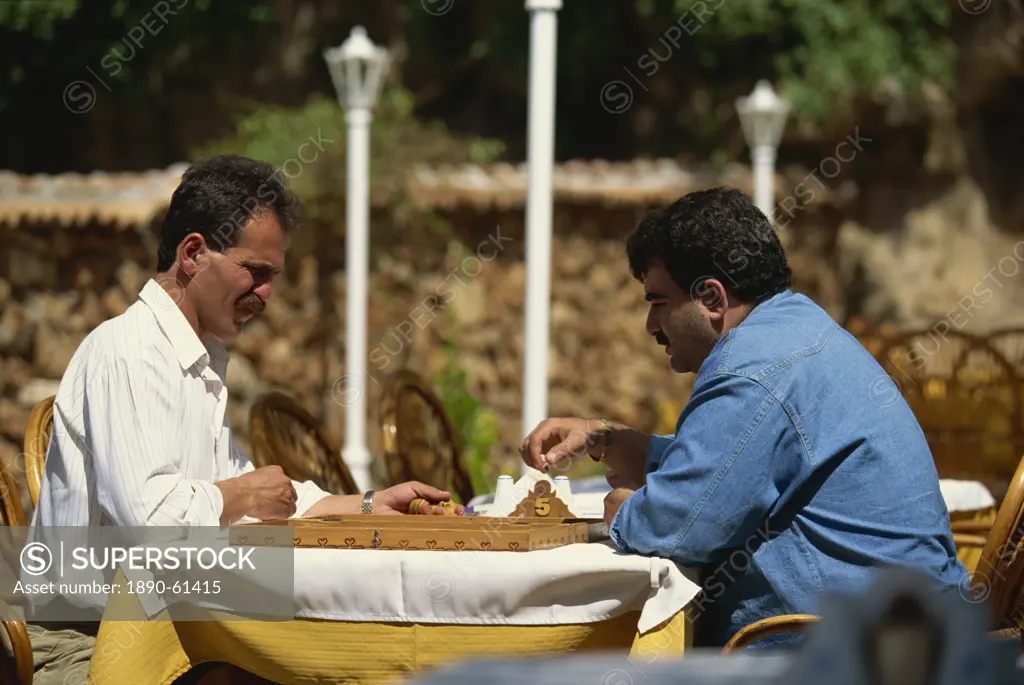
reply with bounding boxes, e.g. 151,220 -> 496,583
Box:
238,465 -> 298,520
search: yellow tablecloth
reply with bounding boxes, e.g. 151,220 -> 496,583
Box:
952,506 -> 997,575
87,574 -> 688,685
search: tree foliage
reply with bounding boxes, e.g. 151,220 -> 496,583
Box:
0,0 -> 270,111
677,0 -> 956,122
0,0 -> 961,171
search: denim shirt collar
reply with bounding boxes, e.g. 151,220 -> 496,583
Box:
696,289 -> 794,379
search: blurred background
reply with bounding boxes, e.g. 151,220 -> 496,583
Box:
1,0 -> 1023,510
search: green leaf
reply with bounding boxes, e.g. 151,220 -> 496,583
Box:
430,346 -> 499,500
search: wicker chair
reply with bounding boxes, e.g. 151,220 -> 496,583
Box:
0,450 -> 32,684
988,329 -> 1024,376
377,369 -> 474,504
989,328 -> 1024,454
23,396 -> 54,510
721,452 -> 1024,653
875,329 -> 1024,502
248,392 -> 359,496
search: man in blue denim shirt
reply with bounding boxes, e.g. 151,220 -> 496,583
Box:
520,187 -> 966,648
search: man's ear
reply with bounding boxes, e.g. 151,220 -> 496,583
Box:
695,278 -> 730,320
178,233 -> 208,278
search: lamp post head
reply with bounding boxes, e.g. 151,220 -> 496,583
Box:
735,79 -> 791,150
525,0 -> 563,9
324,25 -> 390,111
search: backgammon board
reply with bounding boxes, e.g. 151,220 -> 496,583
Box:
230,515 -> 608,552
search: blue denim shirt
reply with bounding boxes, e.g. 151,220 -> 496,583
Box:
610,290 -> 966,646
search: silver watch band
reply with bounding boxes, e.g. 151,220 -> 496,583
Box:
362,490 -> 375,515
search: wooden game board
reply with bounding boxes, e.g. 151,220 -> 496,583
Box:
230,515 -> 608,552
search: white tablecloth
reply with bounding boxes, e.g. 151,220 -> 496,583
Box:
291,541 -> 700,633
939,479 -> 996,512
128,540 -> 701,635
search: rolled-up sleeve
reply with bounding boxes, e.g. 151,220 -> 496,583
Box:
294,480 -> 331,516
87,354 -> 225,527
610,374 -> 802,565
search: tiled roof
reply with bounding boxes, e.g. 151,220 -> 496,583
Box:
0,159 -> 824,228
0,164 -> 188,229
403,158 -> 774,210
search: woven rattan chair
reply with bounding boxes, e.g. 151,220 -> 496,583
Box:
377,369 -> 474,504
875,329 -> 1024,502
23,395 -> 54,510
989,328 -> 1024,457
249,392 -> 359,496
988,329 -> 1024,376
0,448 -> 32,684
721,452 -> 1024,653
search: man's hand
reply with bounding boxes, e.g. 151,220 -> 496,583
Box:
519,417 -> 603,472
521,418 -> 651,486
606,469 -> 639,491
225,465 -> 297,521
604,487 -> 635,528
374,481 -> 465,515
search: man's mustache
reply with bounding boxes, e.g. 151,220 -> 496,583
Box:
654,333 -> 669,346
236,293 -> 265,313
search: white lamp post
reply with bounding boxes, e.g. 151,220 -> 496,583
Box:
521,0 -> 562,477
324,26 -> 389,492
736,80 -> 790,220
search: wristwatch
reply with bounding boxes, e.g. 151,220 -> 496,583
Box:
362,490 -> 375,515
591,419 -> 613,462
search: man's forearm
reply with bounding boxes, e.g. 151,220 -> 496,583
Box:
592,421 -> 650,486
301,494 -> 361,518
215,478 -> 253,526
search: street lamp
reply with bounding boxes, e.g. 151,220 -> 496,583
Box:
324,26 -> 389,492
736,80 -> 790,220
521,0 -> 562,477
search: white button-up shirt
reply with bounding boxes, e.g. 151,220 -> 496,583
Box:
31,279 -> 330,528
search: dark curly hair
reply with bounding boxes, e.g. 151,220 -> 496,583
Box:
157,155 -> 300,271
625,187 -> 791,304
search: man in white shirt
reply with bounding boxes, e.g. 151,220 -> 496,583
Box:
26,154 -> 456,684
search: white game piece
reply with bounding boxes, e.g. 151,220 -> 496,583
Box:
493,475 -> 514,509
553,476 -> 574,510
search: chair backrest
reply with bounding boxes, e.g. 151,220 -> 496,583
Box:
249,392 -> 359,495
969,452 -> 1024,631
988,328 -> 1024,456
0,438 -> 32,685
875,330 -> 1024,501
0,455 -> 26,528
23,395 -> 54,510
988,329 -> 1024,376
378,369 -> 474,504
1,416 -> 28,601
